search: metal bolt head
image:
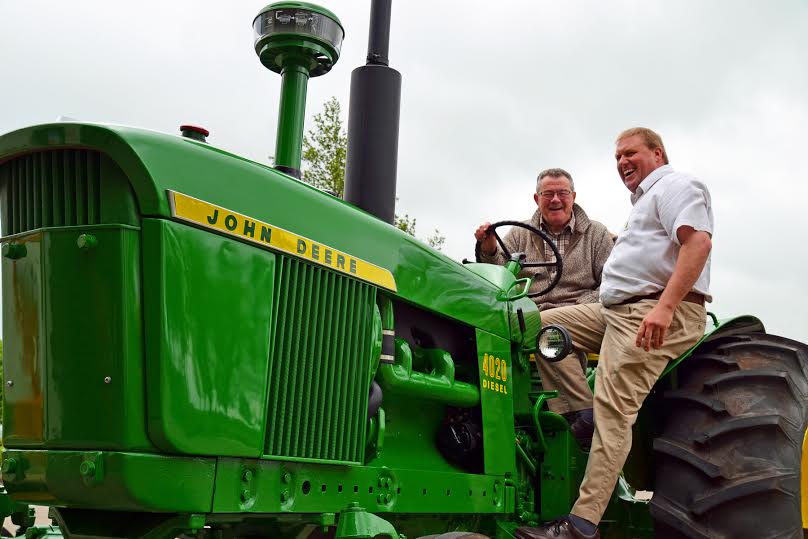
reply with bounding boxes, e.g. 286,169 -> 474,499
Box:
77,234 -> 98,250
6,380 -> 13,387
104,376 -> 112,384
80,461 -> 96,477
242,469 -> 254,482
2,243 -> 26,260
377,493 -> 384,504
385,494 -> 392,504
2,458 -> 17,474
240,489 -> 252,502
280,490 -> 290,503
282,472 -> 291,484
188,514 -> 206,530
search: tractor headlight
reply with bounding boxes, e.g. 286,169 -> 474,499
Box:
537,324 -> 573,362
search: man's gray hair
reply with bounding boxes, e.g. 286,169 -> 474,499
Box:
536,168 -> 575,192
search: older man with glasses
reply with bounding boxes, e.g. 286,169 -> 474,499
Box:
474,167 -> 614,451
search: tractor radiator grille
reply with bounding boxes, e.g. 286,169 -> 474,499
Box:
0,150 -> 102,236
265,257 -> 376,464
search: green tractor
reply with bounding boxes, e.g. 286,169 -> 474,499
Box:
0,2 -> 806,538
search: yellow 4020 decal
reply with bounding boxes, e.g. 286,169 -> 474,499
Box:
480,353 -> 509,395
168,191 -> 397,292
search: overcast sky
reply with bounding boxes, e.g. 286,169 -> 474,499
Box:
1,1 -> 806,343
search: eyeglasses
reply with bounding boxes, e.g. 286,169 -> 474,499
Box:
538,190 -> 572,199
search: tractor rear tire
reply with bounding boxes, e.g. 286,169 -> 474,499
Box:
650,332 -> 808,538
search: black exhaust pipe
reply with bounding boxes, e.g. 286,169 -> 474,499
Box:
343,0 -> 401,224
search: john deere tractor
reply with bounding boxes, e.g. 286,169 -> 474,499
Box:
0,2 -> 806,538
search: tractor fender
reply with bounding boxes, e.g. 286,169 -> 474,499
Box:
658,313 -> 765,381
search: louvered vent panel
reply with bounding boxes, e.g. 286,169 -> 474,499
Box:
265,257 -> 376,464
0,150 -> 102,236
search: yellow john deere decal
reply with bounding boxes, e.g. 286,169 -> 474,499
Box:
169,191 -> 397,292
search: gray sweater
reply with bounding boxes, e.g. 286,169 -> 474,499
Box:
481,204 -> 614,311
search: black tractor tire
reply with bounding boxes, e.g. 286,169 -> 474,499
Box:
650,332 -> 808,539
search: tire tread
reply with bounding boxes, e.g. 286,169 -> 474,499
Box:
651,333 -> 808,538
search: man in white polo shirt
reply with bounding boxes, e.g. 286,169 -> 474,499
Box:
516,127 -> 713,539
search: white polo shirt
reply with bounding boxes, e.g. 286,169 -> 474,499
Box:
600,165 -> 713,307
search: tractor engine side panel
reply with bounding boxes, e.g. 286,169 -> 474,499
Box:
142,218 -> 276,457
0,149 -> 149,451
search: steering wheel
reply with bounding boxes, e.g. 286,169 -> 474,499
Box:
474,220 -> 563,298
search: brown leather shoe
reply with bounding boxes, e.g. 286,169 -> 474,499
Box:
515,518 -> 600,539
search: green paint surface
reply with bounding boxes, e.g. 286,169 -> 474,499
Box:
476,329 -> 516,477
0,123 -> 512,339
142,219 -> 275,456
2,449 -> 214,512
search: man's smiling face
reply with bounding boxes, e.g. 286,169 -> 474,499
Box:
533,175 -> 575,232
615,134 -> 665,192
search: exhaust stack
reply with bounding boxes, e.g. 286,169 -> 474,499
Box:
343,0 -> 401,224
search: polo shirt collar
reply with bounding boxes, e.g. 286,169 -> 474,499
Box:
631,164 -> 673,205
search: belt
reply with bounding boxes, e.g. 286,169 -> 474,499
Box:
613,290 -> 705,307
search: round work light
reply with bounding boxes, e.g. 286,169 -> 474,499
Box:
537,324 -> 574,362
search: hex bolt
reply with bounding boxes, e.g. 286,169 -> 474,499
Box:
385,494 -> 392,504
104,376 -> 112,384
77,234 -> 98,251
188,514 -> 206,530
80,461 -> 96,477
240,489 -> 252,502
2,458 -> 17,474
242,469 -> 254,482
280,490 -> 290,503
6,380 -> 13,387
282,472 -> 291,484
2,243 -> 26,260
378,477 -> 385,487
377,493 -> 385,504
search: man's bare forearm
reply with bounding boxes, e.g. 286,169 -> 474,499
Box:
658,230 -> 712,311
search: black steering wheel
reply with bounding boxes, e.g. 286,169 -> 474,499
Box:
474,220 -> 563,298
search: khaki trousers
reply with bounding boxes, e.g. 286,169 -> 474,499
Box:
535,304 -> 601,414
539,300 -> 706,524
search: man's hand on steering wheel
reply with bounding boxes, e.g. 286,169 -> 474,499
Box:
473,220 -> 563,298
474,221 -> 498,256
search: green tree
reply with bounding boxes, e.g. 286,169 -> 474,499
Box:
302,97 -> 445,249
302,96 -> 347,196
394,213 -> 445,250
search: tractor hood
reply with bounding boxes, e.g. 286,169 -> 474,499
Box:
0,122 -> 524,339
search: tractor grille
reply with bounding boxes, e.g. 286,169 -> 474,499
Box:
265,257 -> 376,464
0,150 -> 102,236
